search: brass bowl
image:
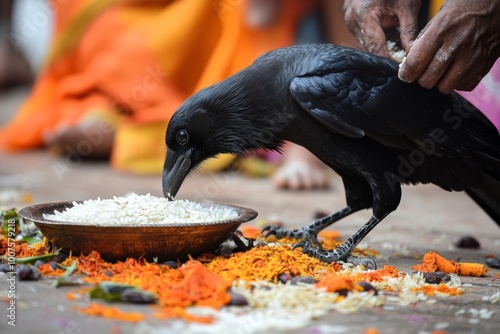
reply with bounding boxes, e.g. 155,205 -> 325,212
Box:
19,201 -> 258,262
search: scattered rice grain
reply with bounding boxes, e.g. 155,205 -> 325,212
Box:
482,291 -> 499,303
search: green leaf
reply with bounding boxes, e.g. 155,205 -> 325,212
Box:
0,252 -> 60,265
89,282 -> 157,304
1,208 -> 20,221
1,208 -> 20,235
89,282 -> 131,302
22,231 -> 44,245
53,260 -> 78,288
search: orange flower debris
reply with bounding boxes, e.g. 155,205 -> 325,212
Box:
154,306 -> 214,324
352,265 -> 400,282
239,225 -> 262,239
79,302 -> 145,322
2,233 -> 480,324
15,239 -> 49,258
315,274 -> 360,293
0,239 -> 7,255
205,244 -> 331,283
157,261 -> 231,308
363,328 -> 379,334
411,251 -> 489,277
411,283 -> 463,296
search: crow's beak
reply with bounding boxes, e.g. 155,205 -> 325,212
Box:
162,150 -> 191,200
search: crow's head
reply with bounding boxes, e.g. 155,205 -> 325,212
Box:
162,71 -> 285,199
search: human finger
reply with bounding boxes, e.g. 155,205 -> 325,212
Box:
415,47 -> 454,90
397,7 -> 420,51
398,28 -> 441,83
360,16 -> 392,57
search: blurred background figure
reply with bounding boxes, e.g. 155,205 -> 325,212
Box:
0,0 -> 355,190
1,0 -> 45,89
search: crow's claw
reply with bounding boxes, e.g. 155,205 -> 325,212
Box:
229,233 -> 254,252
292,240 -> 377,269
345,255 -> 377,270
261,225 -> 273,233
262,225 -> 286,239
292,240 -> 308,251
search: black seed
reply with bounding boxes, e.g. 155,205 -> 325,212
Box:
422,272 -> 450,284
356,281 -> 378,295
0,264 -> 12,272
49,261 -> 58,270
278,272 -> 293,284
121,289 -> 156,304
228,292 -> 249,306
16,265 -> 41,281
33,260 -> 45,268
290,276 -> 318,285
55,252 -> 69,263
454,235 -> 480,249
337,289 -> 350,297
485,257 -> 500,269
162,261 -> 179,269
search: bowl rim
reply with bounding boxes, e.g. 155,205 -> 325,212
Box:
18,200 -> 258,229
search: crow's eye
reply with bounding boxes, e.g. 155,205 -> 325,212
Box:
176,130 -> 189,145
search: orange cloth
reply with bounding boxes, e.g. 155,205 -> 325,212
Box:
429,0 -> 443,17
0,0 -> 311,174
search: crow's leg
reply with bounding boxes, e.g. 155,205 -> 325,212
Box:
263,176 -> 372,246
263,204 -> 364,246
293,176 -> 402,270
293,215 -> 386,269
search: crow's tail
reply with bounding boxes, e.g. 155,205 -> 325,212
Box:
465,162 -> 500,227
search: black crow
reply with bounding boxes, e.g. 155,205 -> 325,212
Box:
162,43 -> 500,268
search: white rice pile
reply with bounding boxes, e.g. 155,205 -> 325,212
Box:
43,193 -> 238,225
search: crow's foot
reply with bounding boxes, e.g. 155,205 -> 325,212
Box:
262,225 -> 321,246
344,255 -> 377,270
229,233 -> 254,252
262,206 -> 358,246
292,240 -> 377,270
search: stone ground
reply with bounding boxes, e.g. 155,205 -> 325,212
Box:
1,87 -> 499,334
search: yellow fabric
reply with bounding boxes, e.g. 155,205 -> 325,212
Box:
0,0 -> 311,174
113,120 -> 168,174
199,154 -> 238,174
429,0 -> 443,18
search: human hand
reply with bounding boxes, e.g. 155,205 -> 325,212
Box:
343,0 -> 422,57
398,0 -> 500,94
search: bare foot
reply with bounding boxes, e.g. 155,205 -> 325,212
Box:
272,143 -> 329,190
43,117 -> 115,160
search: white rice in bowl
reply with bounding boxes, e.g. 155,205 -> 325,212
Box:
42,193 -> 239,226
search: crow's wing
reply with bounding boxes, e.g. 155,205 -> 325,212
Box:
289,49 -> 500,161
